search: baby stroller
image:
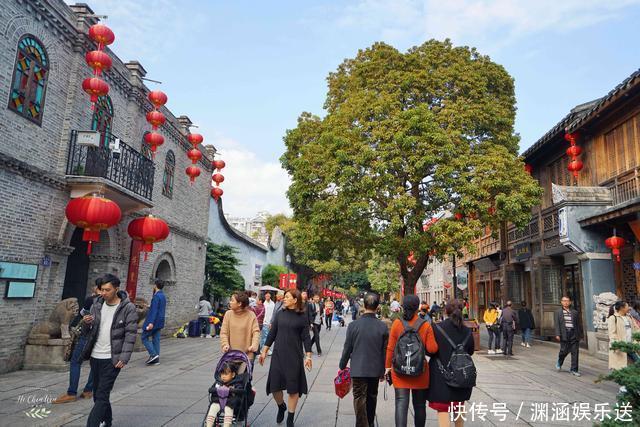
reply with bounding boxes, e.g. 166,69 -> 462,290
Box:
202,350 -> 255,426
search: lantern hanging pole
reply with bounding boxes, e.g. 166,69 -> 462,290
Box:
141,77 -> 162,84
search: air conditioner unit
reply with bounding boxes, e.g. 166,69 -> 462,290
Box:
76,131 -> 100,147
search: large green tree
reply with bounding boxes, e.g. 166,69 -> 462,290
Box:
261,264 -> 288,287
366,253 -> 400,296
281,40 -> 542,294
204,242 -> 245,299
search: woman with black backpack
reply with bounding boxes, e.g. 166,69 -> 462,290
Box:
385,295 -> 438,427
428,300 -> 476,427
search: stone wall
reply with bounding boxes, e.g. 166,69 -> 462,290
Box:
0,0 -> 212,373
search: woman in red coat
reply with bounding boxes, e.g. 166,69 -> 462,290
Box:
385,295 -> 438,427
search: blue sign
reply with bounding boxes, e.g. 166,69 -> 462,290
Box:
0,262 -> 38,280
42,256 -> 51,267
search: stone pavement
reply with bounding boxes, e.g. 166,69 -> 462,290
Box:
0,319 -> 622,427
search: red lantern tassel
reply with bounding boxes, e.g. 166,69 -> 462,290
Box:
87,240 -> 92,255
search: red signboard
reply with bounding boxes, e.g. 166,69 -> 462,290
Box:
279,273 -> 298,289
126,240 -> 142,300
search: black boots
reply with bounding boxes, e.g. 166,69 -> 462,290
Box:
276,402 -> 287,423
287,411 -> 295,427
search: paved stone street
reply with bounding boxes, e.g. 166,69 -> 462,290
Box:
0,321 -> 621,427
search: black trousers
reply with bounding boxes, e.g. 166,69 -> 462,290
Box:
352,377 -> 379,427
325,313 -> 332,329
558,329 -> 580,372
394,388 -> 427,427
87,358 -> 121,427
312,323 -> 322,353
501,323 -> 515,355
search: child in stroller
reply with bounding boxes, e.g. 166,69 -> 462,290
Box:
204,351 -> 255,427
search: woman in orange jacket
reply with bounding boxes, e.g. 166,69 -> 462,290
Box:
385,295 -> 438,427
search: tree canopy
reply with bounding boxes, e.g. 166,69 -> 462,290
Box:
281,40 -> 542,294
204,242 -> 245,299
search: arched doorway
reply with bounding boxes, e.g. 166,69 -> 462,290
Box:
155,259 -> 172,283
62,227 -> 90,302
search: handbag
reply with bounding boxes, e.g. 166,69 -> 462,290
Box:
63,322 -> 83,362
334,368 -> 352,399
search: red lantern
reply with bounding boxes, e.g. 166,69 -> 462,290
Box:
524,164 -> 533,174
146,110 -> 166,130
127,215 -> 170,261
85,50 -> 112,75
186,165 -> 201,184
568,159 -> 583,178
407,252 -> 417,266
187,148 -> 202,164
211,187 -> 224,201
88,24 -> 115,48
82,77 -> 109,103
144,132 -> 165,155
65,194 -> 121,254
454,212 -> 464,220
564,132 -> 579,144
488,206 -> 496,215
566,145 -> 582,157
148,90 -> 167,109
605,235 -> 625,262
187,133 -> 203,146
212,173 -> 225,185
213,159 -> 226,171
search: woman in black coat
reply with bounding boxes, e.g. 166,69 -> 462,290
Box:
427,300 -> 475,427
258,289 -> 312,427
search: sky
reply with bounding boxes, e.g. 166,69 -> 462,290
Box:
82,0 -> 640,217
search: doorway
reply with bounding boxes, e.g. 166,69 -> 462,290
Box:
62,227 -> 90,302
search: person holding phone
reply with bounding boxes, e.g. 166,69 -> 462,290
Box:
259,289 -> 312,427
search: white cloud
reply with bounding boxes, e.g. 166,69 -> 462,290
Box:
206,134 -> 292,218
333,0 -> 640,50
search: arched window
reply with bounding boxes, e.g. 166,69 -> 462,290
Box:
91,95 -> 114,147
162,150 -> 175,198
8,35 -> 49,125
141,131 -> 153,159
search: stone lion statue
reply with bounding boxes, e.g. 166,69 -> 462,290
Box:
28,298 -> 79,342
593,292 -> 618,330
134,297 -> 149,327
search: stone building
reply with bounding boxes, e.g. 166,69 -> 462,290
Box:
0,1 -> 213,373
224,211 -> 270,245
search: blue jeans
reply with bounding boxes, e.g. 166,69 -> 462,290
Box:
522,328 -> 532,344
68,335 -> 94,395
141,328 -> 161,357
259,325 -> 270,349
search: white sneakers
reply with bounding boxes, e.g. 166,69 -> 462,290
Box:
495,349 -> 503,354
488,350 -> 496,354
526,343 -> 531,348
521,342 -> 526,347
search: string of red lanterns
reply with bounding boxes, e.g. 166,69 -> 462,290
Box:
144,90 -> 168,157
565,132 -> 583,180
211,159 -> 226,201
185,133 -> 203,184
83,24 -> 114,110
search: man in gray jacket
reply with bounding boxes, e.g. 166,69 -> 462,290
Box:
81,274 -> 137,427
339,292 -> 389,427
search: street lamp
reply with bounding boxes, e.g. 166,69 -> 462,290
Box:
285,254 -> 292,289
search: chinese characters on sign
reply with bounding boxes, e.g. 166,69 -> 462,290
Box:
449,402 -> 632,423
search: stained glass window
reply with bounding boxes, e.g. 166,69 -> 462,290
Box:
162,150 -> 175,198
8,35 -> 49,124
91,96 -> 114,147
141,132 -> 153,159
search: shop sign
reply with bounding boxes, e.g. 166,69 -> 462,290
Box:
514,242 -> 531,261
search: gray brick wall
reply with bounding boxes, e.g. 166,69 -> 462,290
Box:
0,0 -> 212,373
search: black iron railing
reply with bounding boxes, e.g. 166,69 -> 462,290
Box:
66,130 -> 155,200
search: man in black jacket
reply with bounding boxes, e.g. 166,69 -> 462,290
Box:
518,301 -> 536,348
500,301 -> 518,356
82,274 -> 138,427
339,292 -> 389,427
555,296 -> 582,376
